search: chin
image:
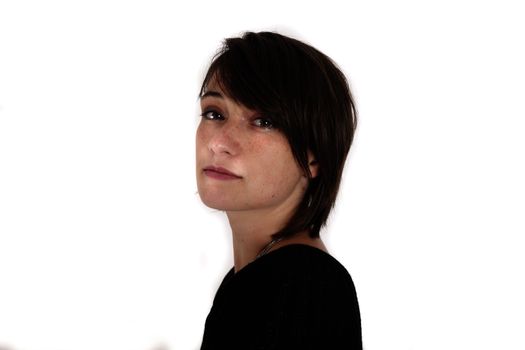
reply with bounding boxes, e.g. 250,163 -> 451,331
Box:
198,191 -> 259,212
197,188 -> 230,210
199,199 -> 238,211
198,195 -> 222,210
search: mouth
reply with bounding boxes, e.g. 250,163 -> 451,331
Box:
203,166 -> 242,180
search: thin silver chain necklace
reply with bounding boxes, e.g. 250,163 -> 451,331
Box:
255,237 -> 285,259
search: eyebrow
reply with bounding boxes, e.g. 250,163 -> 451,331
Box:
200,90 -> 223,100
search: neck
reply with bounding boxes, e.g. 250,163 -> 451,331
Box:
226,209 -> 328,273
227,208 -> 286,273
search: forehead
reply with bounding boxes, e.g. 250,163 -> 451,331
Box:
200,77 -> 255,113
199,73 -> 269,118
200,78 -> 225,99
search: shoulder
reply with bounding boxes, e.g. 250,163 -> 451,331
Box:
206,245 -> 362,349
252,244 -> 356,286
231,244 -> 360,311
248,245 -> 362,347
219,244 -> 359,303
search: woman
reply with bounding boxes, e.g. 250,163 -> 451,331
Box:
196,31 -> 361,349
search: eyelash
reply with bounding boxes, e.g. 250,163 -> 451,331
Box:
200,110 -> 225,121
252,117 -> 275,130
200,109 -> 276,130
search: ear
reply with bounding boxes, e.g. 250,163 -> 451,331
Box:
307,150 -> 319,179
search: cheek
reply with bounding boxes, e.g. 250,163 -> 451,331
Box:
249,141 -> 304,192
196,123 -> 205,145
195,124 -> 209,157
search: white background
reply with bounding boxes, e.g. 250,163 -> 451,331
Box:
1,1 -> 524,349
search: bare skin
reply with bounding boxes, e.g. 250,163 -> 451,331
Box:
229,227 -> 328,273
196,79 -> 327,272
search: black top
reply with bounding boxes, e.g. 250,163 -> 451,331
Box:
200,244 -> 362,349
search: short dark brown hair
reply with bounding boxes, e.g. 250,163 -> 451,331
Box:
199,31 -> 357,239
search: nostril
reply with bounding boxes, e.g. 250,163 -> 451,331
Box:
209,129 -> 239,156
209,140 -> 233,155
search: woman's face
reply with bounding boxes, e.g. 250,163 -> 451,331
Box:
196,80 -> 310,215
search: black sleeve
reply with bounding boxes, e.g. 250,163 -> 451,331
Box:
200,253 -> 362,350
253,273 -> 362,350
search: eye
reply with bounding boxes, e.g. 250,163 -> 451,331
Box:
200,110 -> 224,121
253,117 -> 275,130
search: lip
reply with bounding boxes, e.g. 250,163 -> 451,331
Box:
203,166 -> 242,180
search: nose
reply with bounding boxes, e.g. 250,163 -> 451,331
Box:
208,121 -> 241,157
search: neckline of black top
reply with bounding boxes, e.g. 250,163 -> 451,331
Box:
214,243 -> 354,305
227,243 -> 343,279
